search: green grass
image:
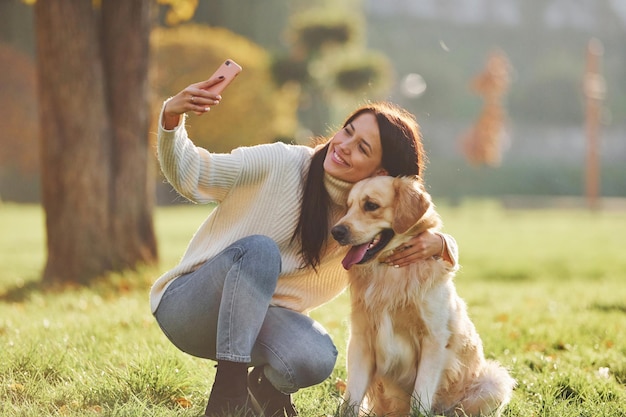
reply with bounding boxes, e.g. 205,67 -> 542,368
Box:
1,202 -> 625,416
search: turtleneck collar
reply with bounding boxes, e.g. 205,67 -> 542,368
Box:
323,173 -> 353,208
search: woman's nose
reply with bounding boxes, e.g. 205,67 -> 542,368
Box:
337,139 -> 354,154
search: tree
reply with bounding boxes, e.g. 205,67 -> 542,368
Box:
35,0 -> 157,284
271,7 -> 392,134
460,50 -> 512,167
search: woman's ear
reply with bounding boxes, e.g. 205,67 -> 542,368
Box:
375,168 -> 389,176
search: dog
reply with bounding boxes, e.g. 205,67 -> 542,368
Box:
331,176 -> 515,417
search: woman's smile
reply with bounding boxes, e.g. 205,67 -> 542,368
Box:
329,149 -> 349,167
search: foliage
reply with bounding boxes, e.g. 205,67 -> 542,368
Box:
461,50 -> 512,167
322,50 -> 392,96
270,54 -> 310,86
157,0 -> 198,26
1,202 -> 626,416
288,9 -> 360,54
274,8 -> 393,134
150,24 -> 299,153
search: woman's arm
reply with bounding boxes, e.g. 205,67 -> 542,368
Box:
156,78 -> 238,203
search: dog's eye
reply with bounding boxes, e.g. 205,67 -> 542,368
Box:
364,201 -> 379,211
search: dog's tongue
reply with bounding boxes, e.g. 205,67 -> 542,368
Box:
341,243 -> 369,270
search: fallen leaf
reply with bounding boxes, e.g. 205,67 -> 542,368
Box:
335,378 -> 347,394
9,383 -> 25,392
173,396 -> 193,408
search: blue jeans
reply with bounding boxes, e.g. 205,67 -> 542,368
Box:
154,235 -> 338,393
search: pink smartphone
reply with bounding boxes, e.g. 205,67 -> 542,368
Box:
205,59 -> 242,95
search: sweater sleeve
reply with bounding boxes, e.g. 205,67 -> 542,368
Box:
157,102 -> 243,204
441,233 -> 459,267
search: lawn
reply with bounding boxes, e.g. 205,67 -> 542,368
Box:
1,202 -> 625,416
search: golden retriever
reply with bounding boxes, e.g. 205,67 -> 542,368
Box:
331,176 -> 515,416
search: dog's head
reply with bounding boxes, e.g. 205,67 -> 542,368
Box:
331,176 -> 440,270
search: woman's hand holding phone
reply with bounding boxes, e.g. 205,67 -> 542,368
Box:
162,59 -> 242,130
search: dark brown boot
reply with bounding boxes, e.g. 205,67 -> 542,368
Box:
247,367 -> 298,417
204,394 -> 250,417
204,361 -> 256,417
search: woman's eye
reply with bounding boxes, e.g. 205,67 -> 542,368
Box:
359,142 -> 372,156
364,201 -> 379,211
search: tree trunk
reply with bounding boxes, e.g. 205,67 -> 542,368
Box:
35,0 -> 157,284
102,0 -> 157,268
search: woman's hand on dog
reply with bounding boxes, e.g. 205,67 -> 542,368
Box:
383,231 -> 449,268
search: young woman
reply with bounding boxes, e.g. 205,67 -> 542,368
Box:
151,76 -> 458,417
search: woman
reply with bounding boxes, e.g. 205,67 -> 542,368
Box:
152,76 -> 458,417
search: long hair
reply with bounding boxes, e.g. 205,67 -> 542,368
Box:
293,102 -> 426,270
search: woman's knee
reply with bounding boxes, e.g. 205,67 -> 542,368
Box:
235,235 -> 281,273
264,331 -> 338,393
294,335 -> 338,387
253,304 -> 338,393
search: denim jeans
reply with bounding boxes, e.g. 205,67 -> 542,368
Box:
154,235 -> 338,393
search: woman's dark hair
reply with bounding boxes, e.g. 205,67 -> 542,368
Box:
293,102 -> 426,271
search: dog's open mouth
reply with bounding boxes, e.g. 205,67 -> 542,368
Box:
341,229 -> 395,270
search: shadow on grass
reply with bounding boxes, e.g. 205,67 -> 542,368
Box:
590,303 -> 626,314
0,270 -> 154,303
0,279 -> 47,303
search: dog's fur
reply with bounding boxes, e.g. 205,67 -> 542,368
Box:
332,176 -> 515,417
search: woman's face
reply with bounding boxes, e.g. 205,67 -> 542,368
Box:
323,112 -> 387,183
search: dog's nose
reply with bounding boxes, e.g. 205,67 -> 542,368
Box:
331,224 -> 348,243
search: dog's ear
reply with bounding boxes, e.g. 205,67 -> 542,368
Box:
391,177 -> 430,234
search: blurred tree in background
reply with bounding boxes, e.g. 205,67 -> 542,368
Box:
272,8 -> 392,134
461,50 -> 512,167
35,0 -> 157,284
186,0 -> 392,135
